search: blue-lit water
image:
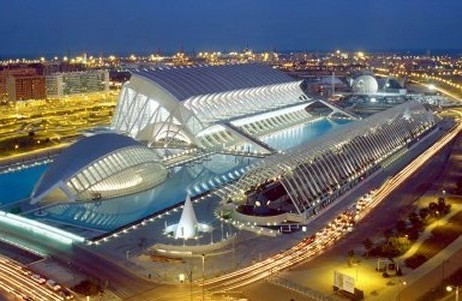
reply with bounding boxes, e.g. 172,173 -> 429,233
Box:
262,118 -> 351,150
0,118 -> 352,232
41,154 -> 254,231
0,165 -> 47,205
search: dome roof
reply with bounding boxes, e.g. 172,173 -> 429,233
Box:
352,75 -> 379,95
31,133 -> 167,204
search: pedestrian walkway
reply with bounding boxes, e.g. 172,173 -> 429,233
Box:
398,202 -> 462,260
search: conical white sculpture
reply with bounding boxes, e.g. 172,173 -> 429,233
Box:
174,195 -> 199,239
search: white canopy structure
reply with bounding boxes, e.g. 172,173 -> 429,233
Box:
225,102 -> 438,218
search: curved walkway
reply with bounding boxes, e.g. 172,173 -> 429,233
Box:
398,201 -> 462,260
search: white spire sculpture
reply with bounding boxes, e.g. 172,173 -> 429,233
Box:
174,194 -> 199,239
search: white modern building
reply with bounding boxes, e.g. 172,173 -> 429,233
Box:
111,63 -> 335,153
227,102 -> 438,220
31,133 -> 167,204
351,75 -> 379,95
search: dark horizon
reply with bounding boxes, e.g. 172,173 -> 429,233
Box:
1,0 -> 462,59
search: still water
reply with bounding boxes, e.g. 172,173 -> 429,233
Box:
0,118 -> 351,232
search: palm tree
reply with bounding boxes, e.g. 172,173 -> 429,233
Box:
363,238 -> 374,257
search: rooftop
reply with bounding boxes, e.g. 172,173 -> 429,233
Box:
31,133 -> 145,200
131,63 -> 296,101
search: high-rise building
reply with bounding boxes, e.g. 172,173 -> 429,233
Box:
46,70 -> 109,97
0,68 -> 38,99
6,74 -> 46,101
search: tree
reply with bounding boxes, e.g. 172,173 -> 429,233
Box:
429,202 -> 439,217
396,220 -> 407,234
348,249 -> 355,258
347,249 -> 356,266
73,279 -> 102,296
437,197 -> 445,206
408,212 -> 420,226
383,228 -> 393,239
419,207 -> 430,220
362,238 -> 373,257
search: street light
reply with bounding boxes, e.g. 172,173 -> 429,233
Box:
201,254 -> 205,301
396,280 -> 407,301
443,259 -> 450,281
447,285 -> 459,301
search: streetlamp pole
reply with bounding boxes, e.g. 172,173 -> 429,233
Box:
189,270 -> 193,301
443,259 -> 449,281
396,280 -> 407,301
201,254 -> 205,301
446,285 -> 459,301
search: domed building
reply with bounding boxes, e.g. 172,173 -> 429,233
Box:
31,133 -> 168,204
351,75 -> 379,95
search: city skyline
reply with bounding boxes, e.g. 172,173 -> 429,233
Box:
1,0 -> 462,57
2,2 -> 462,300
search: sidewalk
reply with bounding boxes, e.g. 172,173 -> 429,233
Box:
398,201 -> 462,260
398,226 -> 462,300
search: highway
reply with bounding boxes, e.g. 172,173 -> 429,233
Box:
200,117 -> 462,293
0,255 -> 71,301
0,218 -> 159,300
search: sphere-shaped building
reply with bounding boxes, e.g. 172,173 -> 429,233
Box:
352,75 -> 379,95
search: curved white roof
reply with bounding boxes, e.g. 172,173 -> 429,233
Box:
131,63 -> 295,101
31,133 -> 167,203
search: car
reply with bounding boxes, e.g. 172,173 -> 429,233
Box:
58,288 -> 74,300
31,274 -> 46,284
46,279 -> 61,291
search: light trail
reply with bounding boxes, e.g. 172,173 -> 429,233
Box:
0,256 -> 73,301
201,117 -> 462,292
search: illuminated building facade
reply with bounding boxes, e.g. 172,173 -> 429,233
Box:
46,70 -> 109,97
112,63 -> 319,152
0,68 -> 38,99
31,133 -> 168,204
6,73 -> 46,101
228,102 -> 438,220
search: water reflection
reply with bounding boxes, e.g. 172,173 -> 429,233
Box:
0,118 -> 352,232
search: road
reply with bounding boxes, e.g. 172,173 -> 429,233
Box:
0,255 -> 71,301
0,218 -> 159,300
196,118 -> 462,294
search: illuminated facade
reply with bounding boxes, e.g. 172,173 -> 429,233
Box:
6,74 -> 46,101
111,63 -> 316,151
46,70 -> 110,97
31,133 -> 167,204
227,102 -> 438,219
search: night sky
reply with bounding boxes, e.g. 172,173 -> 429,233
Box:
1,0 -> 462,57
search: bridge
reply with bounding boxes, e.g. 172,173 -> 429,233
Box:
307,99 -> 360,120
221,122 -> 277,154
